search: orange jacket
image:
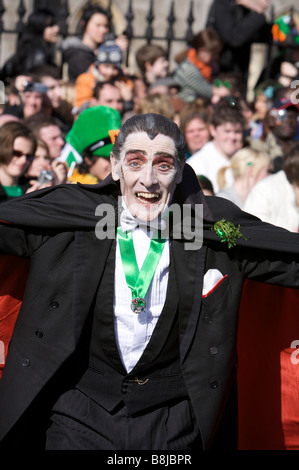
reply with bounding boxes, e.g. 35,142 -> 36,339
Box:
74,65 -> 98,108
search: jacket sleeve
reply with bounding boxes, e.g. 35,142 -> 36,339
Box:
240,245 -> 299,288
0,222 -> 45,258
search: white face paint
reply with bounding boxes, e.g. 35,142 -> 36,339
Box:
111,131 -> 185,221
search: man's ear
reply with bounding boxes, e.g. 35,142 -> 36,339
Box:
110,152 -> 120,181
175,159 -> 186,184
144,61 -> 152,73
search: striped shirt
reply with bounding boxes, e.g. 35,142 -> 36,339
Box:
173,59 -> 213,103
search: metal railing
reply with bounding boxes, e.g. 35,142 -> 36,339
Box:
0,0 -> 196,69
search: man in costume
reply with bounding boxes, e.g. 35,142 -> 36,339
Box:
1,113 -> 299,450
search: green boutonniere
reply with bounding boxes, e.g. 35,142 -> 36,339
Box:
211,219 -> 249,249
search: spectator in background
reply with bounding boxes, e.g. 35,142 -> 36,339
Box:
61,5 -> 128,83
173,28 -> 227,104
24,138 -> 67,191
4,74 -> 33,108
25,113 -> 65,160
24,138 -> 51,181
217,147 -> 271,207
91,81 -> 125,116
244,143 -> 299,232
134,44 -> 169,100
74,36 -> 133,110
210,71 -> 244,105
22,82 -> 50,119
206,0 -> 271,96
30,65 -> 74,133
179,106 -> 212,158
250,98 -> 299,173
249,79 -> 282,140
1,8 -> 59,82
187,97 -> 246,192
73,81 -> 129,121
0,121 -> 37,202
210,73 -> 253,137
3,81 -> 50,120
60,106 -> 121,182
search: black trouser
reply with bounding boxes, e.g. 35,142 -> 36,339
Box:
46,388 -> 202,450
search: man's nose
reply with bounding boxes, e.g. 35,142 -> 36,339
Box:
140,165 -> 158,187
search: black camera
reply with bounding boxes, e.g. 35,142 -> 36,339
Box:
23,81 -> 48,94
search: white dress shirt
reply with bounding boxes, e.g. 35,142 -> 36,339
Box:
244,170 -> 299,232
187,141 -> 234,193
114,219 -> 170,372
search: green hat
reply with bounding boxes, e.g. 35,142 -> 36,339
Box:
60,106 -> 121,167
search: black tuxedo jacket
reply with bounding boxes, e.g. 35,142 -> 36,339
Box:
0,167 -> 299,449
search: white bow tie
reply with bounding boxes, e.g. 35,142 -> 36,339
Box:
119,207 -> 167,233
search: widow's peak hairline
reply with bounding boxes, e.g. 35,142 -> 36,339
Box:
112,113 -> 186,160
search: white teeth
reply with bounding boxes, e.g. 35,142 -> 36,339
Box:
137,192 -> 159,199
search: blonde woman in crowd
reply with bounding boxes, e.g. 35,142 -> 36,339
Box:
217,147 -> 271,208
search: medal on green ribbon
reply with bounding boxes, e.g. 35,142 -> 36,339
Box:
117,227 -> 166,314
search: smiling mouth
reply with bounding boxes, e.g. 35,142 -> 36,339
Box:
136,192 -> 160,204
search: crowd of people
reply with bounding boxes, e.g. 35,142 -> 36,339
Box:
0,0 -> 299,452
0,2 -> 297,228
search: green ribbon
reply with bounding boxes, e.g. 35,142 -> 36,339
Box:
117,227 -> 166,313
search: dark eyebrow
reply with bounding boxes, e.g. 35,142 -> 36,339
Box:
125,149 -> 174,159
125,149 -> 146,156
153,152 -> 175,160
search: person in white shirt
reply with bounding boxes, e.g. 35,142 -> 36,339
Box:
244,143 -> 299,232
188,97 -> 245,193
217,147 -> 271,208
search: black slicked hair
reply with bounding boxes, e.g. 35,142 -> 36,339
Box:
112,113 -> 186,163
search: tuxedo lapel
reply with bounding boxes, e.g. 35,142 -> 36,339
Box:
72,230 -> 114,344
171,239 -> 207,363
